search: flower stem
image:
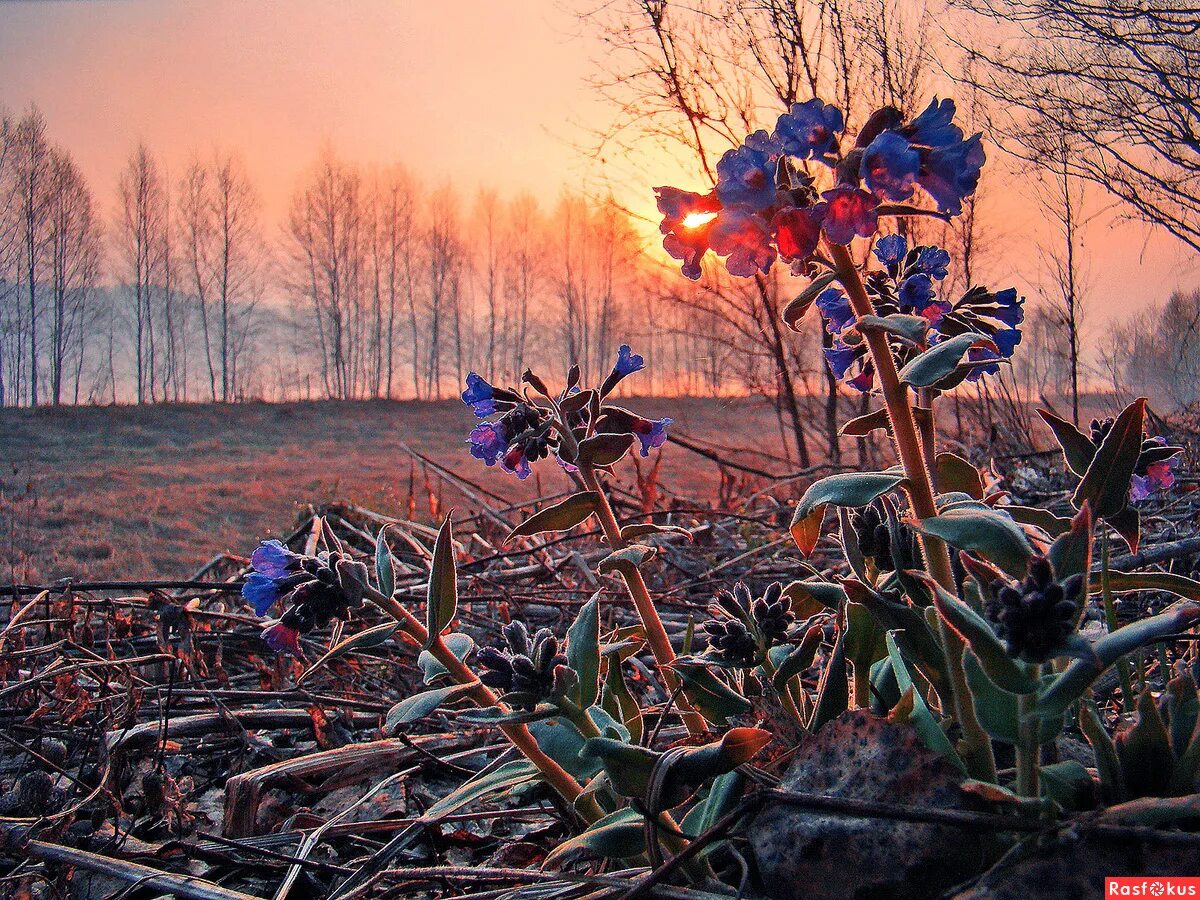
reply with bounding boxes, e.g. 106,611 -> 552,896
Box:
827,242 -> 995,782
580,463 -> 709,736
362,585 -> 603,823
1101,538 -> 1135,714
1016,665 -> 1040,798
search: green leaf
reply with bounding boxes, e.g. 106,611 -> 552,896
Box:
1035,602 -> 1200,720
505,492 -> 600,542
527,717 -> 602,779
619,523 -> 692,541
422,760 -> 540,819
963,651 -> 1061,745
782,579 -> 847,614
663,728 -> 771,795
543,807 -> 645,868
385,684 -> 474,731
602,656 -> 643,744
783,272 -> 837,330
1115,689 -> 1175,798
567,592 -> 601,708
577,432 -> 635,467
425,514 -> 458,649
1039,760 -> 1095,811
1080,700 -> 1125,803
598,544 -> 656,575
912,507 -> 1032,579
375,526 -> 395,599
579,736 -> 659,798
668,660 -> 752,727
857,313 -> 929,344
897,333 -> 989,388
811,625 -> 848,730
1036,408 -> 1096,477
771,625 -> 823,694
418,633 -> 475,685
299,621 -> 401,683
456,703 -> 560,725
840,407 -> 892,437
934,452 -> 984,499
1006,505 -> 1073,537
682,771 -> 744,844
790,472 -> 906,557
1072,397 -> 1145,519
1088,571 -> 1200,604
1048,504 -> 1093,581
885,632 -> 964,769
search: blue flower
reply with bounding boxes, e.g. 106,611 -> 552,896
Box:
468,421 -> 508,466
874,234 -> 907,267
918,134 -> 985,215
771,205 -> 823,262
992,328 -> 1021,357
819,186 -> 879,245
914,246 -> 951,280
825,345 -> 857,380
816,288 -> 855,334
824,341 -> 873,392
251,539 -> 302,579
462,372 -> 498,417
632,416 -> 672,456
710,209 -> 776,276
860,131 -> 919,201
906,98 -> 962,149
243,573 -> 281,617
715,143 -> 777,211
655,187 -> 720,280
774,99 -> 844,160
899,274 -> 938,315
991,288 -> 1024,328
615,345 -> 644,376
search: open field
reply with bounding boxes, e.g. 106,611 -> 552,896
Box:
0,397 -> 792,583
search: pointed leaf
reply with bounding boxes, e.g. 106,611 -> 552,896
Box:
505,492 -> 600,542
425,514 -> 458,649
1049,503 -> 1093,581
417,632 -> 475,685
375,526 -> 396,599
422,760 -> 540,819
578,433 -> 636,467
897,333 -> 992,388
1036,408 -> 1096,477
790,472 -> 906,556
567,592 -> 601,709
1073,397 -> 1145,519
385,684 -> 474,731
783,272 -> 837,330
912,507 -> 1032,579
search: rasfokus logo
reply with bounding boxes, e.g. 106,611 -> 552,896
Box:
1107,878 -> 1200,896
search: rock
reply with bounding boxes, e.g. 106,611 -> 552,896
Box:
748,710 -> 995,900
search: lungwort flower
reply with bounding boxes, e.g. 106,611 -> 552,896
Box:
774,99 -> 844,160
986,556 -> 1083,664
702,582 -> 794,667
478,621 -> 572,710
1089,419 -> 1184,504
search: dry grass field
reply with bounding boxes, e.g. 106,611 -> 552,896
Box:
1,396 -> 791,583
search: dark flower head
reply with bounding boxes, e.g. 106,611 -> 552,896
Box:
848,499 -> 919,573
816,287 -> 855,335
874,234 -> 907,267
860,131 -> 919,201
986,555 -> 1084,663
716,142 -> 779,211
251,540 -> 304,579
479,621 -> 570,710
710,208 -> 776,276
704,582 -> 793,666
818,186 -> 879,245
248,548 -> 369,653
703,617 -> 759,667
655,187 -> 720,280
771,205 -> 823,262
774,99 -> 844,160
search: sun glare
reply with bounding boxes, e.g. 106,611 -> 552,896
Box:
682,210 -> 717,229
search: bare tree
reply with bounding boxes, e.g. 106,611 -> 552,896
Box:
14,108 -> 50,406
949,0 -> 1200,252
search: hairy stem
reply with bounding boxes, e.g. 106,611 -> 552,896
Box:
580,463 -> 709,736
1016,668 -> 1040,799
828,242 -> 995,782
363,585 -> 602,822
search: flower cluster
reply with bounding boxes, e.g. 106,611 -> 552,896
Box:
1088,417 -> 1183,504
702,582 -> 794,667
477,620 -> 572,710
848,498 -> 921,573
241,540 -> 369,654
985,556 -> 1083,663
655,98 -> 984,281
462,345 -> 672,480
817,235 -> 1023,391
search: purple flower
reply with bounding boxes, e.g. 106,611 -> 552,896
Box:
710,209 -> 776,276
874,234 -> 907,267
860,131 -> 919,201
262,621 -> 301,655
774,99 -> 844,160
770,205 -> 823,262
816,288 -> 855,334
501,443 -> 532,480
991,288 -> 1024,328
655,187 -> 720,280
615,345 -> 644,376
993,327 -> 1021,358
1131,449 -> 1180,502
905,98 -> 962,149
715,143 -> 778,211
251,539 -> 302,579
243,572 -> 281,617
632,416 -> 672,456
824,341 -> 874,392
819,186 -> 879,245
914,246 -> 951,281
825,345 -> 857,380
462,372 -> 498,417
918,134 -> 985,215
468,421 -> 508,466
899,274 -> 947,323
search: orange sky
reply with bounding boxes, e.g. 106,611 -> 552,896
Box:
1,0 -> 1195,327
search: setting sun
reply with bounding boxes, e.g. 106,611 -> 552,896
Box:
682,210 -> 718,229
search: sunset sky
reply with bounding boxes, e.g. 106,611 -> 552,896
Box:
1,0 -> 1195,327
